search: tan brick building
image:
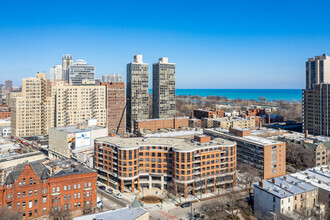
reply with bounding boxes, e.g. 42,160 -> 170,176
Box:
204,127 -> 286,180
133,117 -> 188,135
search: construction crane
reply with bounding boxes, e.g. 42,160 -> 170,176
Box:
116,98 -> 129,135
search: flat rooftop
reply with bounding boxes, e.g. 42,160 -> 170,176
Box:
95,136 -> 235,151
206,128 -> 283,146
135,117 -> 188,122
291,165 -> 330,191
73,207 -> 148,220
254,175 -> 317,198
51,125 -> 106,133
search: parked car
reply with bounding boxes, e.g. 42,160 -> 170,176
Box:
114,193 -> 123,199
98,185 -> 106,190
181,202 -> 192,208
106,188 -> 113,194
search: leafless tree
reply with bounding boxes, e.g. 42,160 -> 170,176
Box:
238,163 -> 261,196
0,207 -> 22,220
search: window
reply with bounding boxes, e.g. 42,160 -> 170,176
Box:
29,201 -> 32,208
64,186 -> 67,191
78,193 -> 81,198
57,187 -> 60,192
43,207 -> 47,213
17,192 -> 20,198
17,202 -> 20,208
78,184 -> 81,189
34,199 -> 38,206
34,190 -> 38,195
22,202 -> 26,208
74,184 -> 77,189
43,197 -> 47,203
29,191 -> 32,197
68,185 -> 71,190
52,188 -> 55,193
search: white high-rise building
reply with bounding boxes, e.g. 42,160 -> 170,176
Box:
62,54 -> 73,82
50,64 -> 63,81
68,59 -> 95,86
102,73 -> 122,83
305,54 -> 330,89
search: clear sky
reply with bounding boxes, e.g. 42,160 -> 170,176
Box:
1,0 -> 330,89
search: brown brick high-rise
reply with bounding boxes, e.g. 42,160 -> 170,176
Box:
102,82 -> 126,135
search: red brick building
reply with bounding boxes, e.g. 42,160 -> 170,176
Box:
0,160 -> 97,219
101,82 -> 126,135
245,109 -> 266,117
0,104 -> 10,119
193,108 -> 224,119
133,117 -> 189,135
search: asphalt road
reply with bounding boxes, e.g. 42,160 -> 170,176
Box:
97,189 -> 130,207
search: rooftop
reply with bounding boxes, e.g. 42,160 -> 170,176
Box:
291,165 -> 330,192
95,136 -> 235,151
254,175 -> 317,199
73,207 -> 148,220
135,117 -> 188,122
52,125 -> 106,134
206,128 -> 283,146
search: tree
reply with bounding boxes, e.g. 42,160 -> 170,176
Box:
238,163 -> 261,196
258,97 -> 267,102
0,207 -> 22,220
49,204 -> 71,220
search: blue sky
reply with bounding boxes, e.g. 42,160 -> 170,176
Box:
1,0 -> 330,89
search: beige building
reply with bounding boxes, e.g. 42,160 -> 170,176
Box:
202,116 -> 256,129
11,74 -> 106,138
11,73 -> 53,137
51,81 -> 106,128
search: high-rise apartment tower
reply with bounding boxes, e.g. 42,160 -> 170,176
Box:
62,54 -> 73,82
68,59 -> 95,86
152,57 -> 176,118
303,54 -> 330,136
126,55 -> 149,132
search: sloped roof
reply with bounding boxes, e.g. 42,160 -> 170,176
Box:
131,197 -> 142,208
5,161 -> 49,184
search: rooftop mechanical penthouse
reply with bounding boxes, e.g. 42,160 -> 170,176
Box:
94,135 -> 237,197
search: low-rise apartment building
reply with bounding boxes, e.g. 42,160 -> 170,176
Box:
254,175 -> 318,218
0,159 -> 97,219
193,108 -> 224,119
291,165 -> 330,217
204,127 -> 286,180
94,135 -> 237,197
133,117 -> 188,136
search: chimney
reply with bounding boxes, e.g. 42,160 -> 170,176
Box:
272,179 -> 276,184
305,130 -> 308,138
268,114 -> 271,124
259,180 -> 264,188
259,120 -> 262,128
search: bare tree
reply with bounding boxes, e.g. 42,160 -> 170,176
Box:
238,163 -> 261,196
0,207 -> 22,220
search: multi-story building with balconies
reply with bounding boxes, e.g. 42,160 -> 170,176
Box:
94,135 -> 237,197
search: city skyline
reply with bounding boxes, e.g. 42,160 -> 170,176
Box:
1,1 -> 330,89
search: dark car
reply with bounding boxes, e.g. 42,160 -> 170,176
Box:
106,188 -> 113,194
98,185 -> 106,190
181,202 -> 192,208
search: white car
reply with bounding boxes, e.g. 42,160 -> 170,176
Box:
114,193 -> 123,199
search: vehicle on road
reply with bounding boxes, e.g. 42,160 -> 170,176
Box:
96,197 -> 103,208
180,202 -> 192,208
114,192 -> 123,199
98,185 -> 106,190
106,188 -> 113,194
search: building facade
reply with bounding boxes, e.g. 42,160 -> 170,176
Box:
62,54 -> 73,82
194,108 -> 225,119
101,82 -> 126,135
11,73 -> 53,137
51,82 -> 106,128
94,135 -> 237,197
254,176 -> 318,218
126,55 -> 149,133
0,160 -> 97,219
303,54 -> 330,136
152,57 -> 176,119
133,117 -> 188,136
4,80 -> 13,91
102,74 -> 122,83
50,64 -> 63,82
305,54 -> 330,90
303,83 -> 330,136
68,60 -> 95,86
204,127 -> 286,180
